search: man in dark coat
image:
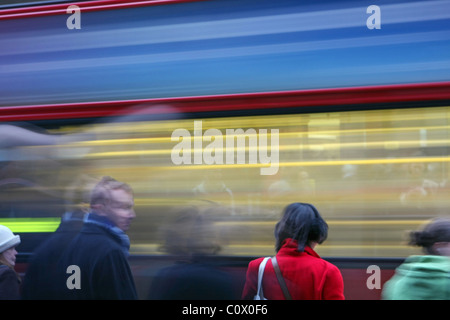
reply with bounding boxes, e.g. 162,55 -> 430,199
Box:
57,176 -> 137,299
22,175 -> 93,299
24,176 -> 137,300
21,211 -> 85,299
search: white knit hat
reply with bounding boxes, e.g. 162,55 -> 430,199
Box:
0,225 -> 20,253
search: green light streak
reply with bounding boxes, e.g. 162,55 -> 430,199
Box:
0,218 -> 60,233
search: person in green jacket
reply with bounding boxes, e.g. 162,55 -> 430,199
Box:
382,217 -> 450,300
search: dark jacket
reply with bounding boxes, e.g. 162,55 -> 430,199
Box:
242,238 -> 345,300
148,257 -> 236,300
0,264 -> 21,300
55,213 -> 137,300
21,212 -> 84,299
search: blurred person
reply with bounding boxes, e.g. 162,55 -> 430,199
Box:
399,151 -> 442,211
241,202 -> 344,300
399,161 -> 440,209
148,205 -> 235,299
267,167 -> 313,196
0,225 -> 21,300
266,167 -> 315,215
54,176 -> 137,299
382,218 -> 450,300
193,169 -> 235,215
21,175 -> 97,299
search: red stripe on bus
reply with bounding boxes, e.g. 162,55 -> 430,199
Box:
1,82 -> 450,122
0,0 -> 205,20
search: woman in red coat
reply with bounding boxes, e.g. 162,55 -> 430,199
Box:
242,203 -> 344,300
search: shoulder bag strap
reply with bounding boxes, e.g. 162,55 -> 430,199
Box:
271,256 -> 292,300
256,257 -> 270,298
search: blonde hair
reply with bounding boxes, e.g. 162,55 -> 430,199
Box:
90,176 -> 133,207
0,253 -> 10,268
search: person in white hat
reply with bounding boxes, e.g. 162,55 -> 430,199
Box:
0,225 -> 21,300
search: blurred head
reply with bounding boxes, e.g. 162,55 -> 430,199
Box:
90,176 -> 135,232
160,205 -> 220,256
0,225 -> 20,267
409,218 -> 450,256
274,203 -> 328,252
64,174 -> 98,215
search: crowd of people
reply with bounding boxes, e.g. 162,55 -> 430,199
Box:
1,175 -> 449,299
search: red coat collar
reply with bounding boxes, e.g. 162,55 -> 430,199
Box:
278,238 -> 321,258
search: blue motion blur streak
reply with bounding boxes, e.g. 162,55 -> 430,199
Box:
0,0 -> 449,106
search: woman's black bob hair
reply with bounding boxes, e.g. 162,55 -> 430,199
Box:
274,202 -> 328,252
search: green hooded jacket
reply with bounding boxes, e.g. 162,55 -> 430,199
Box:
382,255 -> 450,300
